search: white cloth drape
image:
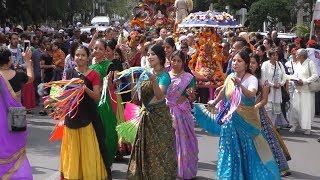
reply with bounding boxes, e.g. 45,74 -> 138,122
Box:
291,91 -> 315,130
261,60 -> 287,114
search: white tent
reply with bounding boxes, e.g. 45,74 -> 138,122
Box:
310,0 -> 320,38
313,0 -> 320,20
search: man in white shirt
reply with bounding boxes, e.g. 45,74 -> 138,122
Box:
289,49 -> 319,135
8,32 -> 25,71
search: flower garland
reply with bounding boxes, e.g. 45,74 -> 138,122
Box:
130,18 -> 146,30
188,28 -> 226,86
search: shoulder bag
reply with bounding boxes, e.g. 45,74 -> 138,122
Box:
307,61 -> 320,92
272,62 -> 290,103
0,74 -> 27,132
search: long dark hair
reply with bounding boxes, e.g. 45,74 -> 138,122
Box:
115,47 -> 125,62
0,47 -> 12,66
236,47 -> 252,74
70,41 -> 80,58
249,53 -> 263,95
249,53 -> 261,80
150,44 -> 166,67
164,37 -> 176,50
170,50 -> 186,67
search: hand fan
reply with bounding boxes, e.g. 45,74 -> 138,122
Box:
193,103 -> 221,135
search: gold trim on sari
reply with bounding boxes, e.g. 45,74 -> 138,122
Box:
0,74 -> 27,180
225,75 -> 275,165
0,147 -> 26,180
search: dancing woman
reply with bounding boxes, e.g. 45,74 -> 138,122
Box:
0,46 -> 33,180
57,46 -> 107,179
167,50 -> 198,179
250,53 -> 291,177
209,48 -> 280,179
127,44 -> 177,179
89,39 -> 118,176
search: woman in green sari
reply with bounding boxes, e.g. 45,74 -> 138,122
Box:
127,44 -> 177,179
89,39 -> 117,178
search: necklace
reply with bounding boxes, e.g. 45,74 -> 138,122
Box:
240,72 -> 246,83
171,70 -> 183,76
235,72 -> 247,83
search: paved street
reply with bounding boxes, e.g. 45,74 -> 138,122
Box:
26,107 -> 320,180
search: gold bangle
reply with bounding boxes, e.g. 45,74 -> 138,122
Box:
151,77 -> 158,83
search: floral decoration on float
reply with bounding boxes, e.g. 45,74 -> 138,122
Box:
188,27 -> 227,87
178,11 -> 241,28
130,1 -> 175,31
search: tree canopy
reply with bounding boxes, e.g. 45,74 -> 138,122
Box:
0,0 -> 317,29
0,0 -> 135,26
247,0 -> 292,31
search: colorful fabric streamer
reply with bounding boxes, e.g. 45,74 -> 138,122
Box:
116,67 -> 152,100
219,86 -> 242,124
216,85 -> 242,125
44,78 -> 85,121
44,78 -> 85,142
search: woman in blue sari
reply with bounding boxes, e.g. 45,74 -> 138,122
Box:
209,48 -> 280,179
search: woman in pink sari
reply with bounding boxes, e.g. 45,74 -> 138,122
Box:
0,46 -> 33,179
167,50 -> 198,179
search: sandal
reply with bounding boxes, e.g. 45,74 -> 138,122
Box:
281,171 -> 292,177
39,111 -> 47,116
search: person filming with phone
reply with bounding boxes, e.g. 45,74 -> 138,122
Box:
7,32 -> 36,113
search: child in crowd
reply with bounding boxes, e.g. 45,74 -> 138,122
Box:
51,40 -> 65,80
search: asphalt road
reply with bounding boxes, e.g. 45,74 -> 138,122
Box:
26,108 -> 320,180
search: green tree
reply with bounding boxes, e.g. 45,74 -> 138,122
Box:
218,0 -> 258,11
105,0 -> 137,20
193,0 -> 212,12
247,0 -> 292,31
290,23 -> 311,38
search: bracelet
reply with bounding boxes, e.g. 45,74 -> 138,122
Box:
151,77 -> 158,82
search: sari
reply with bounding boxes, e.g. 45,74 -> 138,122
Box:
166,72 -> 198,179
90,60 -> 118,167
0,75 -> 32,180
127,76 -> 177,179
217,75 -> 280,180
258,108 -> 291,174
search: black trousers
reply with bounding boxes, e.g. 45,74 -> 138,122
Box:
196,87 -> 209,104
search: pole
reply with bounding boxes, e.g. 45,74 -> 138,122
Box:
45,0 -> 48,25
